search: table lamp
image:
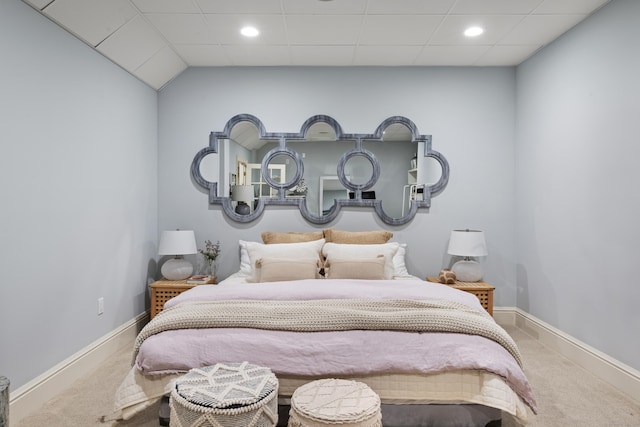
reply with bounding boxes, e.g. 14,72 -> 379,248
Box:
447,229 -> 488,282
231,184 -> 254,214
158,230 -> 197,280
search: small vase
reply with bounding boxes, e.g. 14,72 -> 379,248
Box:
205,259 -> 217,277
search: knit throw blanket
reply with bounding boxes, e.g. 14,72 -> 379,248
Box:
133,298 -> 523,367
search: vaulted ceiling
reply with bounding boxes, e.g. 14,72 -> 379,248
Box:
23,0 -> 611,90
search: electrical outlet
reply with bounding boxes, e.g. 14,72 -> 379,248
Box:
98,297 -> 104,315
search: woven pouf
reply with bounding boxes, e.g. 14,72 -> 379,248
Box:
169,362 -> 278,427
288,379 -> 382,427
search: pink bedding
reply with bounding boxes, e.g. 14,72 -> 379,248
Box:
135,279 -> 537,413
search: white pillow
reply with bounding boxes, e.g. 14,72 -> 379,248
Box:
242,239 -> 325,282
393,243 -> 411,278
239,240 -> 253,277
322,242 -> 399,280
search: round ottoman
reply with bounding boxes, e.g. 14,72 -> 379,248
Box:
169,362 -> 278,427
288,379 -> 382,427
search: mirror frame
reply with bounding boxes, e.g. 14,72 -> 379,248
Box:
191,114 -> 449,225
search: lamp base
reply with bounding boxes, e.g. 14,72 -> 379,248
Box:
451,260 -> 483,282
161,257 -> 193,280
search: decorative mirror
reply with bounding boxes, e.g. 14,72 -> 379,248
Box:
191,114 -> 449,225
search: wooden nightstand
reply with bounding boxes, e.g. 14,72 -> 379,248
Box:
149,278 -> 215,319
426,277 -> 495,316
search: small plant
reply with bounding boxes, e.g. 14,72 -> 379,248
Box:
199,240 -> 221,261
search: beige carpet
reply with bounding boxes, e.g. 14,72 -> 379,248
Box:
12,324 -> 640,427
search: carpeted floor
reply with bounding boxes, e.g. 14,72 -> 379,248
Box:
12,323 -> 640,426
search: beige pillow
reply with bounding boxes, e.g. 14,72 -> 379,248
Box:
325,256 -> 386,280
244,239 -> 325,282
323,229 -> 393,244
322,242 -> 399,280
262,231 -> 323,244
255,258 -> 320,282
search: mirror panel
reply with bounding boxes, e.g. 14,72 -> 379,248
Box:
343,153 -> 374,186
191,114 -> 449,225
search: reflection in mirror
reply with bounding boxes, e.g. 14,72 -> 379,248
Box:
362,122 -> 418,218
199,152 -> 218,182
424,157 -> 443,186
319,175 -> 348,216
364,140 -> 416,218
343,153 -> 374,186
191,114 -> 449,225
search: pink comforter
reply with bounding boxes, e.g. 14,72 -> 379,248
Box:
136,279 -> 537,412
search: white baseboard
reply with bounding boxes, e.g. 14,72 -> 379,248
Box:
493,306 -> 517,326
497,306 -> 640,404
9,312 -> 148,426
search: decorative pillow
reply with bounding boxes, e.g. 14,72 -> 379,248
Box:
323,229 -> 393,244
393,243 -> 411,278
325,256 -> 386,280
242,239 -> 325,282
322,242 -> 399,280
255,257 -> 321,282
261,231 -> 323,244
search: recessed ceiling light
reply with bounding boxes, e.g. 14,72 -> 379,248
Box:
241,26 -> 259,37
464,27 -> 484,37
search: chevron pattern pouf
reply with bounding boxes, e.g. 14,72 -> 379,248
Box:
169,362 -> 278,427
288,379 -> 381,427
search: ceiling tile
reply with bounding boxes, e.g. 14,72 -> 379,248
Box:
286,15 -> 362,45
133,46 -> 187,90
146,13 -> 215,45
204,14 -> 288,45
359,15 -> 443,45
499,14 -> 586,45
282,0 -> 367,15
21,0 -> 613,89
97,15 -> 166,71
414,45 -> 490,66
451,0 -> 543,15
430,15 -> 523,45
131,0 -> 199,14
223,45 -> 291,66
534,0 -> 611,14
43,0 -> 137,46
354,46 -> 422,65
194,0 -> 282,14
173,45 -> 232,66
290,46 -> 355,66
473,45 -> 541,66
365,0 -> 456,15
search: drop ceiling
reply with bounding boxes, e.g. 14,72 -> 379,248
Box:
23,0 -> 611,90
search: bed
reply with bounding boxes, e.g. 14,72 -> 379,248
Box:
113,232 -> 537,426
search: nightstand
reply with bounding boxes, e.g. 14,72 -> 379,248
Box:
149,278 -> 216,319
426,277 -> 495,316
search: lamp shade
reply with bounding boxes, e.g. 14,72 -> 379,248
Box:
231,185 -> 254,203
447,229 -> 488,257
158,230 -> 197,256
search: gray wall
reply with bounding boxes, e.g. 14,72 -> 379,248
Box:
158,66 -> 518,303
515,0 -> 640,370
0,0 -> 158,390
